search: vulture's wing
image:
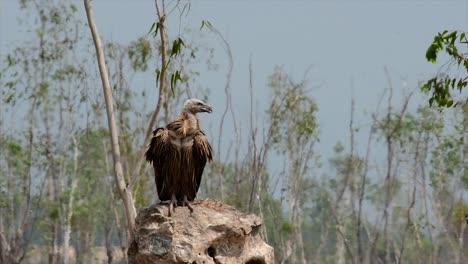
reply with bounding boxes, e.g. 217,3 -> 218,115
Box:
145,128 -> 170,197
192,130 -> 213,194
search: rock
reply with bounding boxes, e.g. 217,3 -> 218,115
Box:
128,199 -> 275,264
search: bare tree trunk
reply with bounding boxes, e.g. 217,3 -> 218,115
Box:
383,123 -> 394,264
336,221 -> 346,264
0,221 -> 5,263
420,133 -> 435,264
0,232 -> 12,264
357,127 -> 373,264
84,0 -> 137,238
398,132 -> 420,263
265,197 -> 285,260
456,195 -> 467,264
62,136 -> 79,264
256,167 -> 267,240
75,230 -> 83,264
333,98 -> 357,264
458,101 -> 468,264
103,141 -> 126,256
46,135 -> 58,264
433,195 -> 458,261
313,217 -> 329,264
287,153 -> 307,264
62,178 -> 77,264
77,231 -> 92,264
104,223 -> 113,264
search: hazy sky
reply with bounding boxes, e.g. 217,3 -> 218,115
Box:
1,0 -> 467,162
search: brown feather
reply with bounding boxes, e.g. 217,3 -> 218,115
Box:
145,111 -> 212,202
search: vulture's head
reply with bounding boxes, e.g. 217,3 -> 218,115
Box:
183,98 -> 213,114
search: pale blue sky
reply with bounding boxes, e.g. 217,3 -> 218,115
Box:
1,0 -> 467,166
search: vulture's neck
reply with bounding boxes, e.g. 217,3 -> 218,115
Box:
182,111 -> 197,120
169,111 -> 199,138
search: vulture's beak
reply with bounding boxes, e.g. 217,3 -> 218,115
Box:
202,104 -> 213,113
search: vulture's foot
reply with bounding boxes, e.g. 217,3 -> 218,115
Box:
183,195 -> 194,213
168,194 -> 177,217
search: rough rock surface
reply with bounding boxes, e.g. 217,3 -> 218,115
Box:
128,200 -> 275,264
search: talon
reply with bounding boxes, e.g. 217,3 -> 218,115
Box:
167,202 -> 173,217
183,195 -> 194,213
168,194 -> 177,217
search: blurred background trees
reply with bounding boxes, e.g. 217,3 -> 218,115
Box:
1,0 -> 467,263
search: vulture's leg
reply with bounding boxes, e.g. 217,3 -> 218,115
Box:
183,195 -> 194,213
168,193 -> 177,217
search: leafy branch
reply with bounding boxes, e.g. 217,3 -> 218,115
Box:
423,30 -> 468,107
130,0 -> 189,188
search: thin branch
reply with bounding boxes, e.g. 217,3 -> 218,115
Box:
357,123 -> 374,264
330,205 -> 356,264
130,0 -> 168,189
398,132 -> 421,263
215,25 -> 235,160
83,0 -> 136,238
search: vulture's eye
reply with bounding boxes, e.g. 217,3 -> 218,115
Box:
197,102 -> 203,105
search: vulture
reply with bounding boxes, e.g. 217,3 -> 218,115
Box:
145,98 -> 213,215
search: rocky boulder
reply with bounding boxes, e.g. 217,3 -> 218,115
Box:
128,199 -> 275,264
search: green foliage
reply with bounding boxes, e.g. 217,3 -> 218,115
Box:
70,3 -> 77,13
281,220 -> 293,234
149,20 -> 190,93
423,30 -> 468,107
0,136 -> 31,179
452,200 -> 468,227
170,38 -> 185,58
170,70 -> 183,92
128,37 -> 152,71
200,20 -> 214,31
48,203 -> 60,221
430,133 -> 464,189
148,22 -> 160,37
268,66 -> 318,152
